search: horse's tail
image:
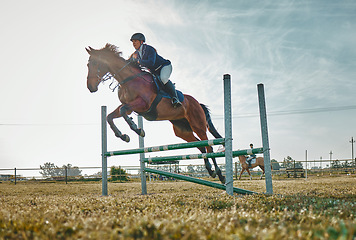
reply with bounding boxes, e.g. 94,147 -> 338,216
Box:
200,104 -> 223,139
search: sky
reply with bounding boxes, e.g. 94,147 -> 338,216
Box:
1,0 -> 355,177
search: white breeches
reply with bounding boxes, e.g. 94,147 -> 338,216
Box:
160,64 -> 172,84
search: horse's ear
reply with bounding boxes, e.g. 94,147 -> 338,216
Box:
86,47 -> 91,54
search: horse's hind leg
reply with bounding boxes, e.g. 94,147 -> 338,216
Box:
188,123 -> 225,182
171,123 -> 216,178
260,166 -> 265,180
207,145 -> 226,184
188,125 -> 225,183
184,104 -> 226,183
107,106 -> 130,142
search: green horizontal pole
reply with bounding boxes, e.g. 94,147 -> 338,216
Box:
144,168 -> 256,195
144,148 -> 263,163
105,138 -> 225,157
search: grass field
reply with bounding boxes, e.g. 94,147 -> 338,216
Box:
0,176 -> 355,239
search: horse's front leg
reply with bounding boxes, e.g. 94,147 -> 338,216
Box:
120,104 -> 145,137
246,168 -> 252,180
239,168 -> 245,180
107,106 -> 130,142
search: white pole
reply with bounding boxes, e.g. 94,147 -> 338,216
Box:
224,74 -> 233,196
257,84 -> 273,195
101,106 -> 108,196
138,115 -> 147,194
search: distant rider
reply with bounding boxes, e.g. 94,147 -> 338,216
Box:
246,143 -> 256,167
129,33 -> 181,108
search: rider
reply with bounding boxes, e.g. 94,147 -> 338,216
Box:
129,33 -> 182,108
246,143 -> 256,168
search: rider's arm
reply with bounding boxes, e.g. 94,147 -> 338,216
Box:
139,45 -> 156,68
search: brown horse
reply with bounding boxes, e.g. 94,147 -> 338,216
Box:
238,155 -> 266,180
86,44 -> 225,183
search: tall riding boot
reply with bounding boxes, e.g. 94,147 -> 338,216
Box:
164,80 -> 182,108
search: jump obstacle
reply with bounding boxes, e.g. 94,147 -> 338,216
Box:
101,74 -> 273,196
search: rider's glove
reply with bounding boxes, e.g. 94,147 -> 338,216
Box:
131,57 -> 139,64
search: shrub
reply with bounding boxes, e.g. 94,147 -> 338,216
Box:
110,166 -> 129,182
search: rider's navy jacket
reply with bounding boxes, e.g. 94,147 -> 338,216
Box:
135,44 -> 171,74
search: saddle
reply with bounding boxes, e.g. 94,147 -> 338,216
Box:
151,74 -> 184,101
137,73 -> 184,121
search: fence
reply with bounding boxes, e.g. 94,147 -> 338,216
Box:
1,158 -> 355,184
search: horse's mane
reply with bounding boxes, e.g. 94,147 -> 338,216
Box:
98,43 -> 141,71
100,43 -> 123,58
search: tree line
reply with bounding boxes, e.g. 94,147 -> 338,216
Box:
39,162 -> 128,181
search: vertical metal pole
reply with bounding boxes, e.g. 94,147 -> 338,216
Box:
329,150 -> 333,173
101,106 -> 108,196
305,150 -> 308,179
234,162 -> 238,180
138,115 -> 147,195
65,166 -> 68,184
257,83 -> 273,195
14,168 -> 17,185
223,74 -> 233,196
350,137 -> 355,164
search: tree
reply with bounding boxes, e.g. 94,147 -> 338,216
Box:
196,165 -> 207,173
271,159 -> 280,170
187,165 -> 195,173
281,156 -> 293,168
281,156 -> 303,169
40,162 -> 61,178
40,162 -> 82,178
61,164 -> 82,177
110,166 -> 129,181
342,160 -> 351,168
156,165 -> 171,172
331,160 -> 342,169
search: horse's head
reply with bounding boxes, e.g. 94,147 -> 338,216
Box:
85,46 -> 112,93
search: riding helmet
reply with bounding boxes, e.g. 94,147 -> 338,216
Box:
130,33 -> 145,42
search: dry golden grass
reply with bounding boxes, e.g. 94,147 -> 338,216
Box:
0,176 -> 355,239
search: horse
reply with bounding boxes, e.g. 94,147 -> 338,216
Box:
86,43 -> 226,183
237,155 -> 267,180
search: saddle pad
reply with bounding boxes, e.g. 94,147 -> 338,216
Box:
152,75 -> 184,102
158,88 -> 184,103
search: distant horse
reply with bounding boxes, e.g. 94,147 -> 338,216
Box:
238,155 -> 267,180
86,44 -> 225,183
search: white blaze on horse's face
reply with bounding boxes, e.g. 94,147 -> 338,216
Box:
86,47 -> 100,93
86,61 -> 99,93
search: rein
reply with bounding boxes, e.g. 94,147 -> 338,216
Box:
97,60 -> 148,92
120,72 -> 147,85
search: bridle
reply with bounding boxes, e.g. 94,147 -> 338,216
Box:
89,58 -> 131,91
89,58 -> 148,92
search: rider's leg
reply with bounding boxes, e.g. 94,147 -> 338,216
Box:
247,157 -> 252,167
160,64 -> 181,108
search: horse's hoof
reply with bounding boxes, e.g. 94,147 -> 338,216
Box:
122,134 -> 130,142
219,176 -> 226,184
135,128 -> 145,137
210,171 -> 216,178
139,129 -> 145,137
